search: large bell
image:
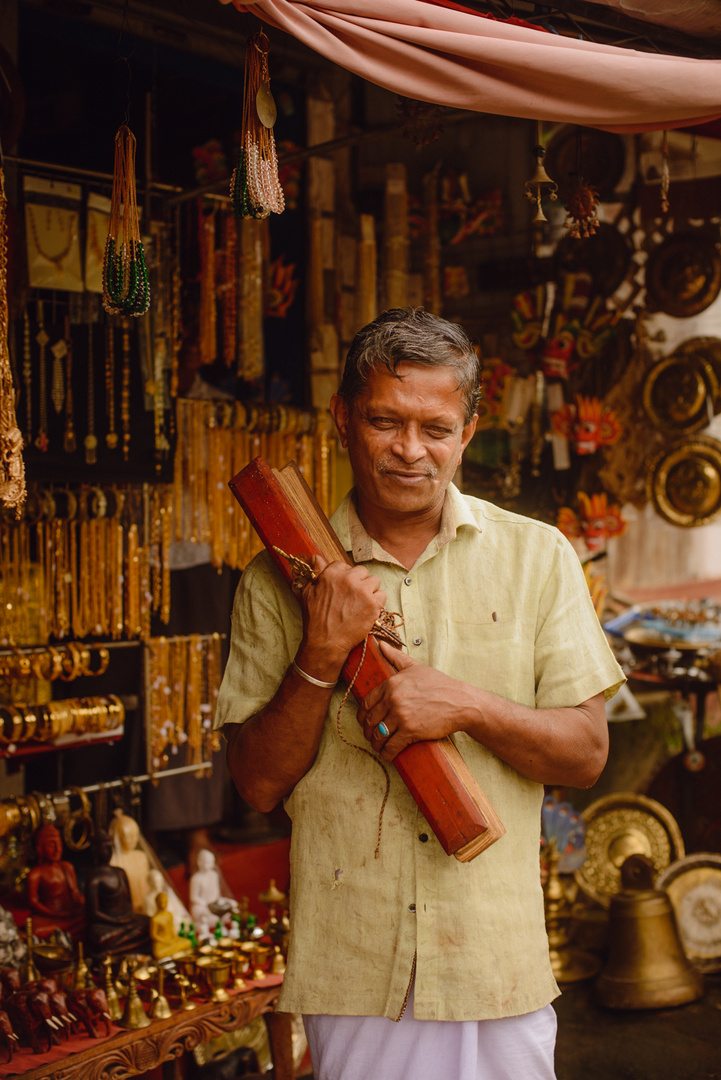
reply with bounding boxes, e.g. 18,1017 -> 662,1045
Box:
596,854 -> 704,1010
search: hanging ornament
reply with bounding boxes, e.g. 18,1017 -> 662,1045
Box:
0,161 -> 25,515
230,31 -> 285,220
524,121 -> 558,225
561,127 -> 600,239
563,177 -> 599,239
102,125 -> 150,317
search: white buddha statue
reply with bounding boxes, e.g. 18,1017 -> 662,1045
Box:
108,809 -> 151,914
189,848 -> 237,934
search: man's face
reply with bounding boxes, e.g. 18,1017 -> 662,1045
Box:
331,363 -> 477,519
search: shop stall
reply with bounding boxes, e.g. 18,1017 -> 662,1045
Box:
0,1 -> 720,1077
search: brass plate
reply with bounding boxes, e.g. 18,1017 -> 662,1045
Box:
647,435 -> 721,528
574,792 -> 684,908
673,337 -> 721,413
657,854 -> 721,972
642,354 -> 717,434
646,232 -> 721,318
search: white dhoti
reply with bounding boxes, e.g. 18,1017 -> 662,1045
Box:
303,983 -> 557,1080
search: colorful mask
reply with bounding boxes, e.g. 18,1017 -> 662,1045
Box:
557,491 -> 627,553
551,394 -> 622,454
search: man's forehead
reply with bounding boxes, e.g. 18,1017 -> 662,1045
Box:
355,363 -> 465,405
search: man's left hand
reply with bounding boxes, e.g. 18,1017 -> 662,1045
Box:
357,640 -> 469,761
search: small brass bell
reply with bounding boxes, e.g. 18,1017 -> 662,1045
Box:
117,960 -> 152,1030
524,122 -> 558,226
596,854 -> 704,1010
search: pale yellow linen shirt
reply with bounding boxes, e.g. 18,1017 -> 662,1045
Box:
215,483 -> 624,1022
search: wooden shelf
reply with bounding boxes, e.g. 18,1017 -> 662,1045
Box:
5,981 -> 292,1080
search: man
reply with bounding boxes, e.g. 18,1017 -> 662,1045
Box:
216,308 -> 624,1080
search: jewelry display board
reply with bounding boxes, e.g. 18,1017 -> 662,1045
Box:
0,980 -> 291,1080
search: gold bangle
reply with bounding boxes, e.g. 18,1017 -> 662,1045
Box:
10,648 -> 31,682
47,700 -> 73,738
63,786 -> 94,851
104,695 -> 125,730
34,706 -> 53,742
32,790 -> 57,825
20,708 -> 38,742
0,707 -> 24,745
85,647 -> 110,677
60,643 -> 82,682
24,794 -> 40,832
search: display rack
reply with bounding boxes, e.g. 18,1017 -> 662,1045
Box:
1,982 -> 292,1080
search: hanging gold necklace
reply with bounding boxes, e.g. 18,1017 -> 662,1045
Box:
63,316 -> 76,454
27,205 -> 75,271
105,320 -> 118,449
121,317 -> 131,462
22,308 -> 32,446
35,300 -> 49,452
85,298 -> 97,464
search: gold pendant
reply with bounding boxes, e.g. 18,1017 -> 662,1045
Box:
256,80 -> 277,128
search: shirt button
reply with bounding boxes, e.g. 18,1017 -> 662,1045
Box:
413,637 -> 422,646
404,576 -> 412,586
419,833 -> 429,843
408,903 -> 416,912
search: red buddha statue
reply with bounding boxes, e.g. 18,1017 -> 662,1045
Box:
26,823 -> 85,937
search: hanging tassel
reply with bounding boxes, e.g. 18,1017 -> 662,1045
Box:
0,162 -> 26,516
102,125 -> 150,317
660,130 -> 670,215
230,31 -> 285,219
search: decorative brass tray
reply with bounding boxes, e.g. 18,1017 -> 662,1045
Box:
642,353 -> 718,435
657,854 -> 721,972
646,232 -> 721,318
574,793 -> 684,908
673,338 -> 721,413
647,435 -> 721,528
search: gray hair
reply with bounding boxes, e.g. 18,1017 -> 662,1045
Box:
338,308 -> 481,424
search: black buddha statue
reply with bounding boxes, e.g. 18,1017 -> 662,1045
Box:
85,829 -> 151,958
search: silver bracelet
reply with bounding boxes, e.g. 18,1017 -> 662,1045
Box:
292,660 -> 337,689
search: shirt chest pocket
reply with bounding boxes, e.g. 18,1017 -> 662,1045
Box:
441,617 -> 535,705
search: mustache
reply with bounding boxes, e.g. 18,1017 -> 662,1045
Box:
377,457 -> 438,479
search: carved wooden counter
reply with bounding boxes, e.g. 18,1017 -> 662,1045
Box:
4,980 -> 292,1080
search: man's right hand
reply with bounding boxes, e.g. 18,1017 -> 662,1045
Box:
297,555 -> 386,679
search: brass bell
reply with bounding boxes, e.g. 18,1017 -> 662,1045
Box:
596,854 -> 704,1010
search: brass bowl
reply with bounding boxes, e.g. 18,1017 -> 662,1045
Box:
33,944 -> 73,976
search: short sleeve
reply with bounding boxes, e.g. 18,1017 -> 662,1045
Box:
534,532 -> 625,709
214,551 -> 303,730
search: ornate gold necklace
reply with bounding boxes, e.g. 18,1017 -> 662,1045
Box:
27,205 -> 75,271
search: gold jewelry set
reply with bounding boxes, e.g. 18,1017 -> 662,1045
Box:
173,398 -> 335,569
0,484 -> 173,647
145,633 -> 222,775
0,639 -> 121,746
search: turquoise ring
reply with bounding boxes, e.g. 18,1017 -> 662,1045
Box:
377,722 -> 390,737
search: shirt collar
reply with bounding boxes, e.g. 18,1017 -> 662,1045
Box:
332,482 -> 483,566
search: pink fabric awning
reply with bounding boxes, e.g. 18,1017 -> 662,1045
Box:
218,0 -> 721,133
